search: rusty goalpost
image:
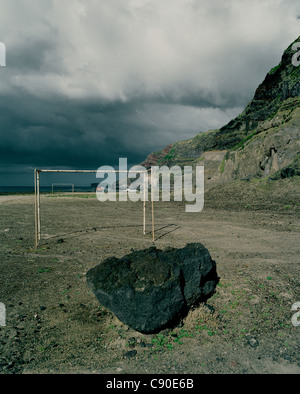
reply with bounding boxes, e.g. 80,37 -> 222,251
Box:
34,169 -> 156,248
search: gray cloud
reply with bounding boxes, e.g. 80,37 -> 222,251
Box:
0,0 -> 299,186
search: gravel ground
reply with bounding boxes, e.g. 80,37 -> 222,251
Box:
0,178 -> 299,374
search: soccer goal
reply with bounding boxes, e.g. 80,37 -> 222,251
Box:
34,169 -> 152,248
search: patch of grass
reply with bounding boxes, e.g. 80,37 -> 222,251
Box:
172,328 -> 194,344
151,334 -> 173,351
269,63 -> 281,75
232,131 -> 257,151
48,194 -> 97,199
219,157 -> 226,174
217,280 -> 232,289
37,267 -> 53,273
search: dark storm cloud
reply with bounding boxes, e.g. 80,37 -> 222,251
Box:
0,88 -> 243,170
0,0 -> 299,186
0,92 -> 150,168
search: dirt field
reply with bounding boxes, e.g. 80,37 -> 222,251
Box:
0,178 -> 299,374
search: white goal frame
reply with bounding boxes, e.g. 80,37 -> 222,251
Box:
34,169 -> 152,248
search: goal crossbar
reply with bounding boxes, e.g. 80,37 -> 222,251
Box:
34,169 -> 154,248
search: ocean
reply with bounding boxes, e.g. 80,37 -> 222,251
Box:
0,186 -> 94,194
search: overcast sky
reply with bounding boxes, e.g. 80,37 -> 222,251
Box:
0,0 -> 299,186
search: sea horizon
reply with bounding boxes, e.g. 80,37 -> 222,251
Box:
0,186 -> 95,193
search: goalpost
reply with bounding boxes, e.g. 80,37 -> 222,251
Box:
34,169 -> 154,248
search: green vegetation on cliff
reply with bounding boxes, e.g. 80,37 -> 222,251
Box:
141,37 -> 300,183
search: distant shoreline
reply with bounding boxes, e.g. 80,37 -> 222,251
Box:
0,191 -> 35,196
0,186 -> 94,195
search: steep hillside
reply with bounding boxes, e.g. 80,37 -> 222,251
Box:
141,37 -> 300,186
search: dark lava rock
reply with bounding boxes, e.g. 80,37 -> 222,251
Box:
124,350 -> 137,359
86,243 -> 219,334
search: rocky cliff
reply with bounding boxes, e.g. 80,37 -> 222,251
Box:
141,37 -> 300,186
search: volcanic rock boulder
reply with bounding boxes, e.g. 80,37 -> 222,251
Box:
86,243 -> 219,334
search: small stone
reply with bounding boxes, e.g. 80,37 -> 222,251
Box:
203,304 -> 215,314
124,350 -> 137,359
248,337 -> 259,348
128,337 -> 137,349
